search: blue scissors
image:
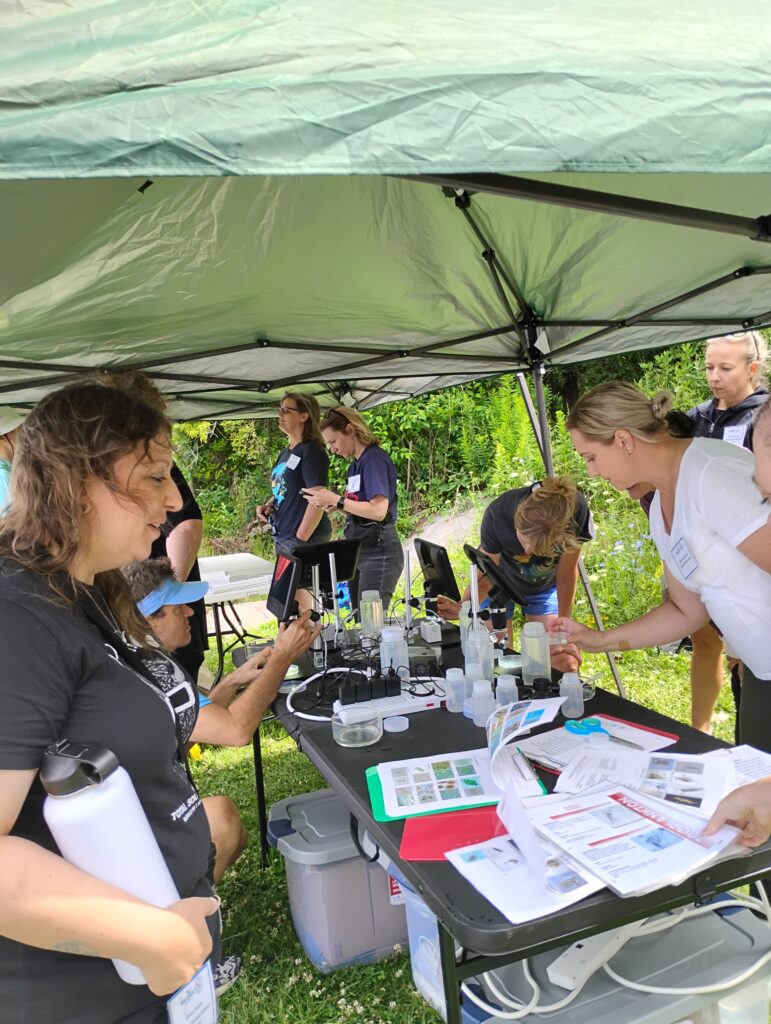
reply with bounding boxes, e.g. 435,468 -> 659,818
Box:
564,717 -> 643,748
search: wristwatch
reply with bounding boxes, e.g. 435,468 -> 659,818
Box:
336,495 -> 346,510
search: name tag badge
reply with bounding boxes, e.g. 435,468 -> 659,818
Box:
347,474 -> 361,493
286,453 -> 301,470
722,424 -> 747,447
671,537 -> 698,579
167,961 -> 217,1024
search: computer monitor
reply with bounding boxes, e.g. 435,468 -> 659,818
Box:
266,551 -> 303,621
463,543 -> 528,609
267,539 -> 362,621
414,538 -> 461,601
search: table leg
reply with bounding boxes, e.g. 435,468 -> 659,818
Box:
212,603 -> 225,686
252,726 -> 269,869
439,920 -> 462,1024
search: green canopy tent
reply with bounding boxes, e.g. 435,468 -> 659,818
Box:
2,0 -> 771,694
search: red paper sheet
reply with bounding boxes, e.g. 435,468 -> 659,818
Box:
399,805 -> 507,861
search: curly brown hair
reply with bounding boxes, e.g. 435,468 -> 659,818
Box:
122,556 -> 177,606
514,477 -> 583,557
0,382 -> 170,645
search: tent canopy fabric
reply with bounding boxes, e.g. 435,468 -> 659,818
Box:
1,2 -> 770,420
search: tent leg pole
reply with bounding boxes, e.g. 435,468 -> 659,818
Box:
528,365 -> 626,698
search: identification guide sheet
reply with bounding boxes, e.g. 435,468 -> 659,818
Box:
375,698 -> 563,818
525,783 -> 740,896
445,782 -> 604,923
555,748 -> 733,817
516,714 -> 678,772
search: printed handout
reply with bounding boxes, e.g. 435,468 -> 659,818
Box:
516,715 -> 677,772
555,749 -> 733,816
525,784 -> 741,896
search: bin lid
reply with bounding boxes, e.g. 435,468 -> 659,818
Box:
271,789 -> 363,866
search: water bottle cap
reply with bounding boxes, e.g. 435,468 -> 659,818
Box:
380,626 -> 404,642
522,622 -> 546,637
472,679 -> 491,694
445,668 -> 465,682
561,672 -> 581,687
40,740 -> 120,796
361,590 -> 381,601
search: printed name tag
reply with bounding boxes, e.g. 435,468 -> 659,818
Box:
286,454 -> 301,470
722,424 -> 747,447
671,537 -> 698,579
347,474 -> 361,493
167,961 -> 217,1024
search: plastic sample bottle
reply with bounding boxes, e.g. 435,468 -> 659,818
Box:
359,589 -> 384,640
379,625 -> 410,681
465,624 -> 495,684
444,668 -> 466,713
41,740 -> 180,986
463,660 -> 483,699
496,675 -> 520,707
471,679 -> 495,727
560,672 -> 584,719
521,621 -> 551,688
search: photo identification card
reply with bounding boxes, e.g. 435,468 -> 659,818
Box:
167,961 -> 217,1024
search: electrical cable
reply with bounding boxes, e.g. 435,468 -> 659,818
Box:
458,896 -> 771,1019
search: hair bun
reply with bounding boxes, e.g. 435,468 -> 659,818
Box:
650,390 -> 674,420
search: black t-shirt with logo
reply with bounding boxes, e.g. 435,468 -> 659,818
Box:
480,485 -> 594,599
0,557 -> 217,1023
270,441 -> 331,545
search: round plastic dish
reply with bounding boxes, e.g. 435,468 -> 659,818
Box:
383,715 -> 409,733
497,654 -> 522,673
331,711 -> 383,748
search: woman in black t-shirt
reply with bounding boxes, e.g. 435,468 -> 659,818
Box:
256,392 -> 331,552
0,384 -> 219,1023
305,406 -> 404,616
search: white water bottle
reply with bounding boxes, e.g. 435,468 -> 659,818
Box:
471,679 -> 495,727
41,740 -> 180,986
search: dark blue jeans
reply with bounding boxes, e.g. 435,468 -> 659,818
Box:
348,523 -> 404,619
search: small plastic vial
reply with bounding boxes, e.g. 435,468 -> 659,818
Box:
496,675 -> 520,707
560,672 -> 584,719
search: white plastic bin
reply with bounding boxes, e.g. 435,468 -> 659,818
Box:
269,789 -> 407,972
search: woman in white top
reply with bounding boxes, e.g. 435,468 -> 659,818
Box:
554,380 -> 771,753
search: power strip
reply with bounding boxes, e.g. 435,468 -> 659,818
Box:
332,691 -> 442,723
546,923 -> 641,990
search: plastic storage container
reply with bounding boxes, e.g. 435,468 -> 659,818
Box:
401,893 -> 771,1024
465,625 -> 495,684
359,589 -> 383,640
559,671 -> 584,718
268,789 -> 407,972
471,679 -> 495,727
521,621 -> 550,687
380,625 -> 411,681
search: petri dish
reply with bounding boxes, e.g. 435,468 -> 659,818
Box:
331,711 -> 383,748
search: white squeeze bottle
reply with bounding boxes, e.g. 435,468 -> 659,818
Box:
41,740 -> 180,986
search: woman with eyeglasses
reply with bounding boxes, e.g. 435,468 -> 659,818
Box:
256,393 -> 331,553
304,406 -> 404,616
0,383 -> 219,1022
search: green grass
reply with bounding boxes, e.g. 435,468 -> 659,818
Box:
193,645 -> 738,1023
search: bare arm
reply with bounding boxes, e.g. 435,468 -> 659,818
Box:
737,519 -> 771,575
295,485 -> 324,542
0,770 -> 217,996
554,549 -> 581,619
165,519 -> 203,581
191,611 -> 321,746
305,488 -> 389,522
552,566 -> 710,653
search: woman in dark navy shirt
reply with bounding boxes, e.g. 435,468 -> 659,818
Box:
306,406 -> 404,616
256,392 -> 331,552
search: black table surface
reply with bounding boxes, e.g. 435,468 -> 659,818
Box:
275,675 -> 771,960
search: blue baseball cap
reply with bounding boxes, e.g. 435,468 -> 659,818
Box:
137,577 -> 210,617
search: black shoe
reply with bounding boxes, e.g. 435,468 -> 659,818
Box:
213,954 -> 243,997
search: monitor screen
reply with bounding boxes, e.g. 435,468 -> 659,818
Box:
266,551 -> 303,621
414,538 -> 461,601
295,539 -> 360,589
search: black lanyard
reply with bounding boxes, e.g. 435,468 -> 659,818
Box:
78,593 -> 195,785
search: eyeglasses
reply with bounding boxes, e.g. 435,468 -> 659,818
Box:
278,405 -> 300,415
